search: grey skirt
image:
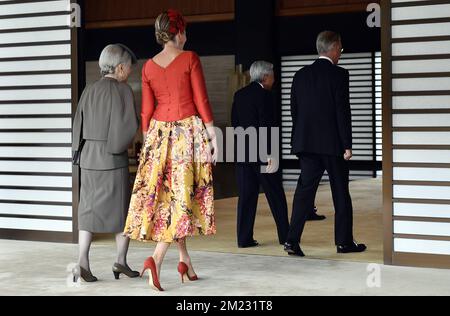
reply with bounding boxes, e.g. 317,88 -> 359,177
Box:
78,167 -> 130,233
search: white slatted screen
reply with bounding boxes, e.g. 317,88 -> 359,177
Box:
0,0 -> 74,238
385,0 -> 450,267
281,52 -> 382,187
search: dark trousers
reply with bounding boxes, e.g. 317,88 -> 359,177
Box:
236,163 -> 289,246
287,153 -> 354,246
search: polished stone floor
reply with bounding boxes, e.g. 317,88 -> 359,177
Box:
98,178 -> 384,263
1,240 -> 449,296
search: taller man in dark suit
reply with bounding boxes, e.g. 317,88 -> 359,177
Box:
284,31 -> 367,257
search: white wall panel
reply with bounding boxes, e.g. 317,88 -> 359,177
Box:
394,221 -> 450,237
393,150 -> 450,164
394,167 -> 450,182
392,41 -> 450,56
0,175 -> 71,188
392,23 -> 450,39
0,1 -> 70,16
394,203 -> 450,219
0,133 -> 71,143
393,78 -> 450,92
393,95 -> 450,110
0,29 -> 70,45
394,185 -> 450,200
0,103 -> 71,115
0,203 -> 72,217
0,161 -> 72,173
393,114 -> 450,127
394,238 -> 450,256
0,74 -> 71,87
0,218 -> 72,232
0,118 -> 71,129
0,15 -> 70,31
393,59 -> 450,74
0,89 -> 71,101
393,132 -> 450,145
0,147 -> 71,158
0,59 -> 71,73
392,4 -> 450,21
0,44 -> 71,59
0,189 -> 71,203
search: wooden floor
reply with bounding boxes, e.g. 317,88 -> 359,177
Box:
108,178 -> 383,264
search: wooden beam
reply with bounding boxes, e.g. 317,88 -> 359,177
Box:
85,13 -> 235,29
277,3 -> 374,17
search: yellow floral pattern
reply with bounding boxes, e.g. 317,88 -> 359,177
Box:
124,116 -> 216,242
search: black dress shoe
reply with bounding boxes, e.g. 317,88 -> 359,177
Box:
306,207 -> 326,221
337,241 -> 367,254
238,240 -> 259,248
284,242 -> 305,257
306,212 -> 326,221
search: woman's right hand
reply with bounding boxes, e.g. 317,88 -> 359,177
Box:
205,122 -> 218,166
209,135 -> 218,166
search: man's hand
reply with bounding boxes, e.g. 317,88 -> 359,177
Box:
266,158 -> 278,174
344,149 -> 353,161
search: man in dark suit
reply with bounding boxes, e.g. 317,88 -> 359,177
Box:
231,61 -> 287,248
284,31 -> 367,257
231,61 -> 324,249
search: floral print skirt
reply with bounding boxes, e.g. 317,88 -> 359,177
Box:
124,116 -> 216,243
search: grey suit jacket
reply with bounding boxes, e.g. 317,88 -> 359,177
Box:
72,77 -> 139,170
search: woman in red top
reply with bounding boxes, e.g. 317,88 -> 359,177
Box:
124,9 -> 217,291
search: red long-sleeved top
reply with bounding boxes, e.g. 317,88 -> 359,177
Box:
140,51 -> 214,132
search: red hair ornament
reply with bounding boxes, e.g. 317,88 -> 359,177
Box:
167,9 -> 187,35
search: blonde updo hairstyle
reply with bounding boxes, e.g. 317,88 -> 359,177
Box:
155,9 -> 187,46
155,14 -> 174,45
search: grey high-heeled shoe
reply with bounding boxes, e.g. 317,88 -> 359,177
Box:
112,263 -> 140,280
72,265 -> 98,283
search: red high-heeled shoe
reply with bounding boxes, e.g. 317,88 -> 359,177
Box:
178,262 -> 199,283
141,257 -> 164,291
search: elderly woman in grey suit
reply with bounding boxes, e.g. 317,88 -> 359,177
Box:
72,44 -> 139,282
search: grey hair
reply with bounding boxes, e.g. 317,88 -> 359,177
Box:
316,31 -> 341,55
249,61 -> 274,83
99,44 -> 137,76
